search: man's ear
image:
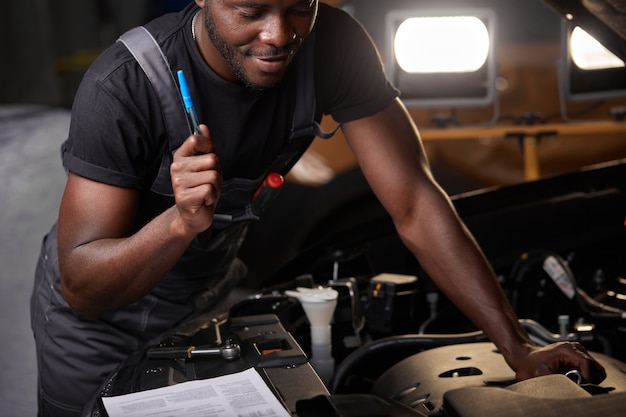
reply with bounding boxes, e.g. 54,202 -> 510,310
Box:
194,0 -> 205,8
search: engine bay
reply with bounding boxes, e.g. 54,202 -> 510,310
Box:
94,159 -> 626,417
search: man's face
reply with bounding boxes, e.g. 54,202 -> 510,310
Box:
200,0 -> 318,89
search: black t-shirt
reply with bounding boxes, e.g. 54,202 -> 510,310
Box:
63,2 -> 398,192
59,2 -> 399,303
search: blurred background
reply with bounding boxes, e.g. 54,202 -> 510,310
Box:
3,0 -> 626,186
1,0 -> 625,415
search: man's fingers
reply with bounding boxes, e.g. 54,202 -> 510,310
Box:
170,161 -> 222,200
171,124 -> 222,192
515,342 -> 607,385
176,181 -> 220,210
169,123 -> 223,234
578,359 -> 607,384
546,342 -> 607,384
174,152 -> 221,174
193,124 -> 215,154
175,124 -> 215,157
566,343 -> 607,384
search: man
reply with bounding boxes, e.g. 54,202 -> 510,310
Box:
30,0 -> 606,416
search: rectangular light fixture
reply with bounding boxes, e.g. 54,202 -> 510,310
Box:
569,26 -> 624,70
559,20 -> 626,103
384,8 -> 497,108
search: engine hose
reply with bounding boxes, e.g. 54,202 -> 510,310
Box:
576,287 -> 626,319
329,318 -> 610,394
518,318 -> 578,345
329,331 -> 488,394
510,250 -> 625,320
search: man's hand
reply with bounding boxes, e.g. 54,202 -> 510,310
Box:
515,341 -> 607,384
170,124 -> 222,235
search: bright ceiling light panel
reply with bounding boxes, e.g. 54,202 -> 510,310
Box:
570,26 -> 624,70
385,8 -> 496,108
394,16 -> 490,74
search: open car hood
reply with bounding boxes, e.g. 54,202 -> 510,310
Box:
544,0 -> 626,60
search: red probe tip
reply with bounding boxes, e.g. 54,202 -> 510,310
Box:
266,173 -> 284,189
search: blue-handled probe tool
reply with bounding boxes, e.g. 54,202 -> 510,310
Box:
177,69 -> 202,134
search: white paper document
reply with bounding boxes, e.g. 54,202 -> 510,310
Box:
101,367 -> 291,417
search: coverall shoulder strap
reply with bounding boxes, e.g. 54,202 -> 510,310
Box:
117,26 -> 191,196
118,26 -> 191,144
117,25 -> 338,196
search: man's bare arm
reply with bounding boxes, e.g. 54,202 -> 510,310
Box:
341,98 -> 606,383
58,125 -> 221,319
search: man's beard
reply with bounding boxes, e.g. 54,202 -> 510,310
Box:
203,8 -> 298,90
